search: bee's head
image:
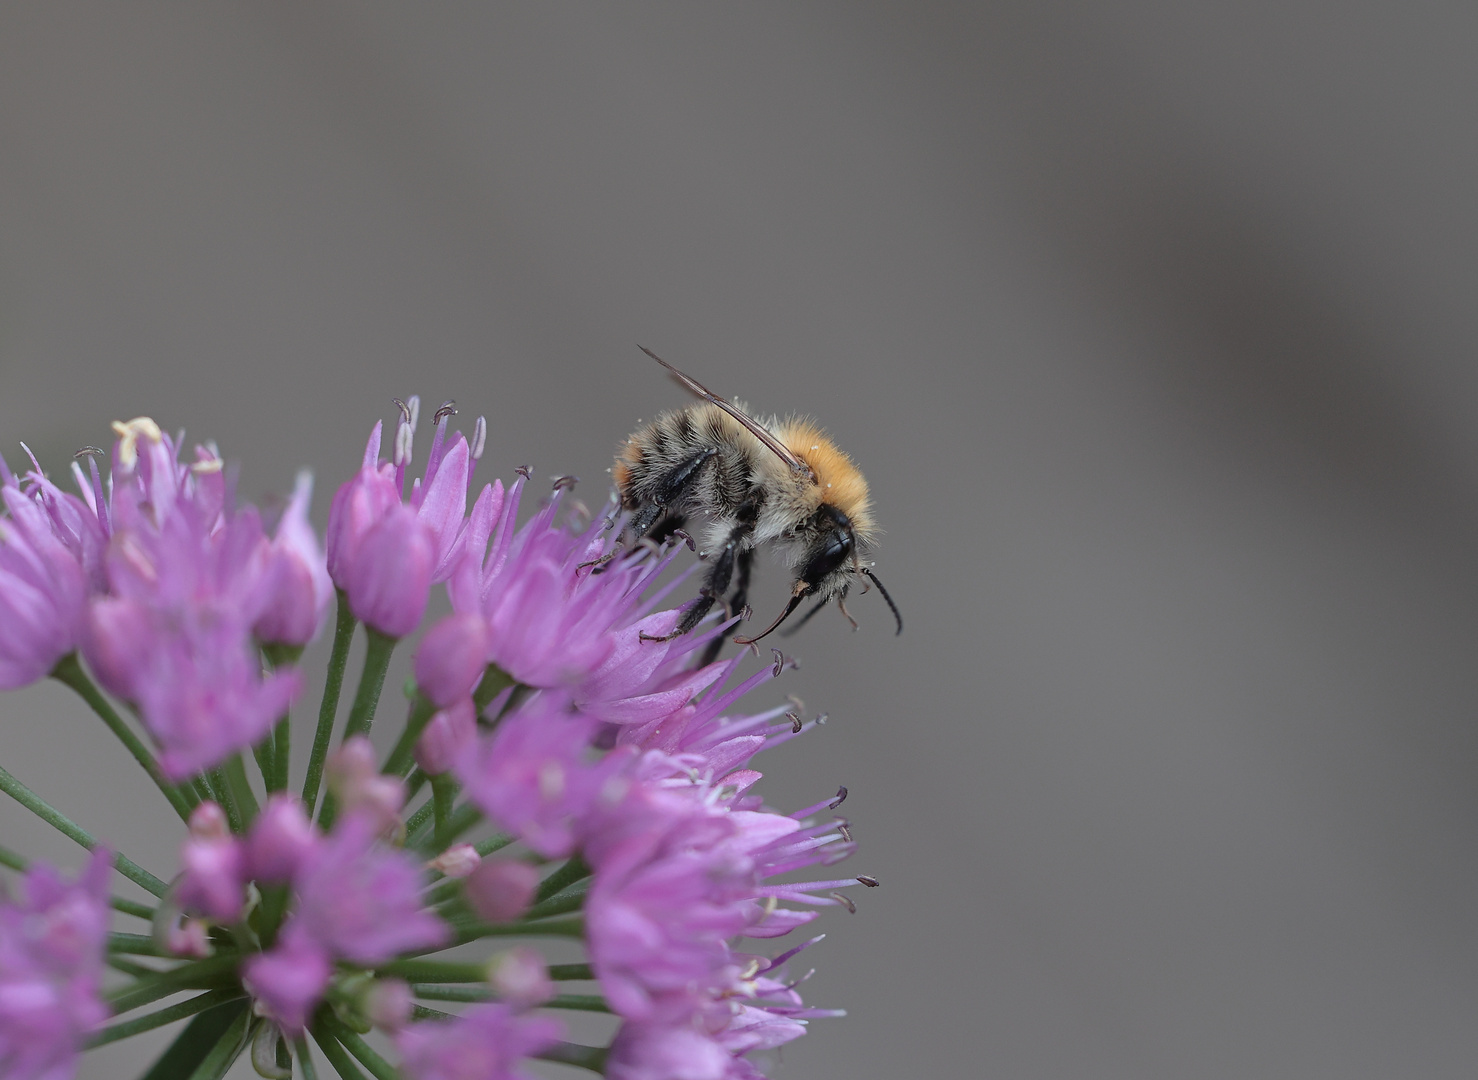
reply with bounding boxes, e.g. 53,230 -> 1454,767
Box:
794,504 -> 859,600
735,505 -> 863,645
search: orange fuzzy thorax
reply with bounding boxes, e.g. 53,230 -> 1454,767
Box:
777,418 -> 876,542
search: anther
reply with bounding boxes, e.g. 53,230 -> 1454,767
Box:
73,446 -> 105,460
434,401 -> 457,424
393,421 -> 415,468
787,712 -> 803,734
515,464 -> 533,480
836,822 -> 853,843
471,416 -> 487,460
787,694 -> 806,713
393,397 -> 412,423
552,475 -> 579,491
668,529 -> 696,551
828,785 -> 848,809
771,649 -> 785,677
830,892 -> 857,915
856,875 -> 880,888
740,604 -> 753,621
814,712 -> 829,726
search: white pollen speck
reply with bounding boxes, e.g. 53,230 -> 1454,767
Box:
827,483 -> 832,488
811,445 -> 819,450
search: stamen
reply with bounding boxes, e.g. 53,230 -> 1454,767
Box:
471,416 -> 487,461
855,875 -> 879,888
551,475 -> 579,491
829,785 -> 848,810
433,401 -> 457,424
72,446 -> 105,460
515,464 -> 533,480
787,712 -> 803,734
830,892 -> 856,914
836,822 -> 852,843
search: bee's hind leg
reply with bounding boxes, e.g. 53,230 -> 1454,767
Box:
698,546 -> 753,666
641,527 -> 744,644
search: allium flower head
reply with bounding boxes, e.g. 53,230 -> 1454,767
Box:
0,848 -> 111,1080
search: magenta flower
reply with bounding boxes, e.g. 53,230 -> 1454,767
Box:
0,848 -> 111,1080
283,811 -> 448,966
254,471 -> 333,647
414,613 -> 491,708
394,1002 -> 562,1080
454,694 -> 628,858
328,402 -> 483,638
241,928 -> 333,1035
175,802 -> 247,922
0,484 -> 87,689
448,482 -> 689,689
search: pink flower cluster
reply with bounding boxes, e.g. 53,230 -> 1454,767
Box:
0,849 -> 112,1080
0,398 -> 870,1080
0,421 -> 328,777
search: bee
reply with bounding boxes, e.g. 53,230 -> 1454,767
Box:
613,347 -> 902,652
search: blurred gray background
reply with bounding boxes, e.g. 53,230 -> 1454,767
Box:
2,3 -> 1477,1077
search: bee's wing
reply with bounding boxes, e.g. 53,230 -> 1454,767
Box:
639,346 -> 811,477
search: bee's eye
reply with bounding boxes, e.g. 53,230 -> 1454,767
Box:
801,529 -> 853,586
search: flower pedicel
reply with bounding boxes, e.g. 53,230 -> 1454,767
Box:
0,398 -> 876,1079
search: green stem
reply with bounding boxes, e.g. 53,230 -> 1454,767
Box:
409,800 -> 480,852
403,797 -> 434,839
311,1025 -> 368,1080
378,959 -> 489,982
108,955 -> 162,978
404,766 -> 429,802
473,664 -> 516,712
409,985 -> 611,1012
535,855 -> 591,902
548,962 -> 595,981
107,953 -> 241,1015
0,844 -> 154,918
88,989 -> 243,1048
108,932 -> 170,956
182,1004 -> 251,1080
252,732 -> 277,794
521,882 -> 589,921
293,1037 -> 321,1080
0,763 -> 167,896
431,775 -> 457,850
537,1041 -> 610,1074
382,693 -> 436,777
410,1004 -> 452,1021
303,592 -> 357,816
51,653 -> 193,821
432,914 -> 585,952
342,628 -> 397,743
319,626 -> 397,829
209,767 -> 240,833
271,715 -> 290,793
320,1016 -> 397,1080
222,753 -> 259,828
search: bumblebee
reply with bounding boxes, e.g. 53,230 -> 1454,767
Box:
614,348 -> 901,649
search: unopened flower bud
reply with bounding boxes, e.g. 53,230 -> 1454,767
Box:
363,978 -> 413,1031
464,858 -> 539,923
327,735 -> 406,832
166,917 -> 211,958
489,947 -> 553,1008
415,698 -> 475,776
428,843 -> 480,879
248,795 -> 318,883
177,803 -> 246,921
414,613 -> 491,707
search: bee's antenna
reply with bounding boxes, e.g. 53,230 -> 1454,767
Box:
780,595 -> 832,637
734,589 -> 807,646
860,567 -> 903,635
